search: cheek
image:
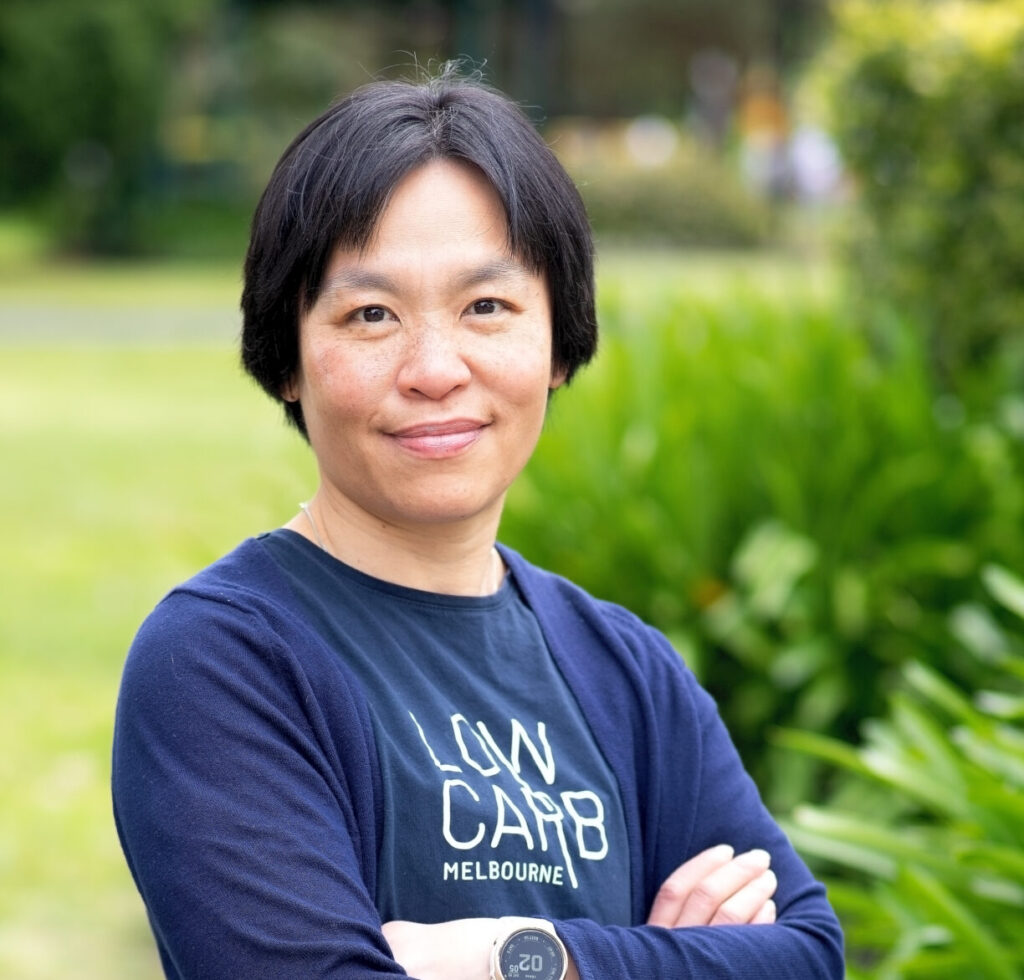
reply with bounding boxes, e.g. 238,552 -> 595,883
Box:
510,349 -> 558,405
305,343 -> 390,408
495,367 -> 557,443
486,325 -> 555,393
307,341 -> 348,385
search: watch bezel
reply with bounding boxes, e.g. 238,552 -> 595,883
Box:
490,918 -> 568,980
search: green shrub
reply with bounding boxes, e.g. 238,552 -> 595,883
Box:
779,564 -> 1024,979
809,0 -> 1024,390
0,0 -> 209,255
501,277 -> 1024,804
551,125 -> 773,248
573,158 -> 773,248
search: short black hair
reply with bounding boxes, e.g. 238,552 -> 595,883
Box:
240,68 -> 597,437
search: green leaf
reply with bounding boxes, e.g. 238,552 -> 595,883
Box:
890,694 -> 963,786
969,782 -> 1024,829
781,818 -> 898,879
902,661 -> 976,724
952,727 -> 1024,788
773,728 -> 874,776
956,842 -> 1024,883
950,602 -> 1008,664
860,745 -> 969,818
895,864 -> 1018,980
975,690 -> 1024,721
983,564 -> 1024,622
789,806 -> 953,870
730,520 -> 817,620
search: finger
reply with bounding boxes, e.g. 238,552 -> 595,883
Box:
751,898 -> 777,925
709,869 -> 777,926
676,848 -> 773,927
647,844 -> 735,927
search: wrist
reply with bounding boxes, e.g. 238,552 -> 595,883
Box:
490,916 -> 569,980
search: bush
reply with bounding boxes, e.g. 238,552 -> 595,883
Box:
549,122 -> 773,248
809,0 -> 1024,391
573,157 -> 773,248
0,0 -> 207,254
779,564 -> 1024,979
501,277 -> 1024,804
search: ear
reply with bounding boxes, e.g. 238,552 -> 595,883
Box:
549,364 -> 568,391
280,374 -> 299,403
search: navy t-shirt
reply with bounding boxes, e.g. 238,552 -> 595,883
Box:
262,530 -> 632,926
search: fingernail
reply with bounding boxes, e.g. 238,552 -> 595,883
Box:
710,844 -> 735,859
739,848 -> 771,868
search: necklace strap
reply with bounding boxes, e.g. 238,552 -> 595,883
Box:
298,501 -> 327,552
297,501 -> 504,595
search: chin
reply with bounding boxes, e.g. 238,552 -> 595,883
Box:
386,490 -> 505,528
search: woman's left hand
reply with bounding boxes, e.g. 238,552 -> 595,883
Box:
646,844 -> 778,929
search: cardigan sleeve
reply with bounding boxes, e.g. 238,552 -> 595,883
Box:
111,586 -> 409,980
550,659 -> 845,978
504,553 -> 845,979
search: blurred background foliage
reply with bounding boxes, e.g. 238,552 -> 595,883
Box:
0,0 -> 831,257
3,0 -> 1024,977
779,564 -> 1024,979
502,261 -> 1024,811
808,0 -> 1024,404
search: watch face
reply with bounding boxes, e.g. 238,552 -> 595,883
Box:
498,929 -> 564,980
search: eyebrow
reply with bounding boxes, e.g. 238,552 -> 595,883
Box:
319,268 -> 397,295
319,257 -> 534,299
452,258 -> 534,290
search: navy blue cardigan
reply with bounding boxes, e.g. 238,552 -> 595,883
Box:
113,538 -> 843,979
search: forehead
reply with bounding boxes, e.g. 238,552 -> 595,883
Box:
367,158 -> 507,248
319,159 -> 542,291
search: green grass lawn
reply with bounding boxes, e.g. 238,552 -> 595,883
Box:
0,248 -> 835,977
0,338 -> 317,978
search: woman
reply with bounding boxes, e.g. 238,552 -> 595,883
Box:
112,70 -> 843,980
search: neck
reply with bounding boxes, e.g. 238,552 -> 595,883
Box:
286,488 -> 506,597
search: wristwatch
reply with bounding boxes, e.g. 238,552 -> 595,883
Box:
490,917 -> 568,980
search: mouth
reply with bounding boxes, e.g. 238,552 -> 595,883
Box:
389,419 -> 489,458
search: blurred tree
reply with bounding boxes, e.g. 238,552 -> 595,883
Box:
0,0 -> 211,253
229,0 -> 829,117
556,0 -> 828,117
231,0 -> 566,116
0,0 -> 831,256
811,0 -> 1024,397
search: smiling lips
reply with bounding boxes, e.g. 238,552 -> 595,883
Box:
390,419 -> 489,458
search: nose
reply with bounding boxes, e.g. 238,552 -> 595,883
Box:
396,320 -> 472,400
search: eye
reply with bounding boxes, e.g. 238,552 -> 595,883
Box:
465,298 -> 505,316
351,305 -> 394,324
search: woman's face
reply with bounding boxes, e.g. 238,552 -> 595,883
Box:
286,159 -> 562,536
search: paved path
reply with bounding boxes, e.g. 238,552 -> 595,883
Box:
0,305 -> 239,344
